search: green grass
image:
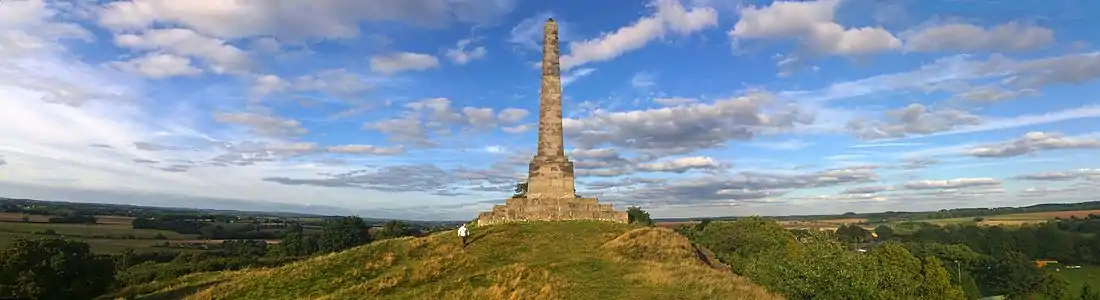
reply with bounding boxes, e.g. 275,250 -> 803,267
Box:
0,221 -> 196,239
109,221 -> 781,300
1056,265 -> 1100,296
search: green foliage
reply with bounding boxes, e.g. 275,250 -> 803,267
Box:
117,253 -> 297,287
221,240 -> 268,257
374,220 -> 416,240
317,216 -> 370,253
874,224 -> 895,240
626,206 -> 653,227
1039,272 -> 1072,300
0,237 -> 116,300
694,216 -> 794,263
960,271 -> 981,300
690,219 -> 966,300
836,224 -> 872,244
918,257 -> 967,300
1081,284 -> 1100,300
274,223 -> 317,257
511,182 -> 527,198
976,251 -> 1047,298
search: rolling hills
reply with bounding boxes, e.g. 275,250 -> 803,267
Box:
108,221 -> 780,300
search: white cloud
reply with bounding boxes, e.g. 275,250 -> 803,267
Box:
652,97 -> 697,106
729,0 -> 901,55
445,38 -> 487,65
902,178 -> 1001,190
0,0 -> 93,56
212,112 -> 309,137
370,52 -> 440,75
251,37 -> 281,53
107,53 -> 202,79
637,156 -> 721,173
558,0 -> 718,70
509,12 -> 576,51
904,21 -> 1055,52
966,131 -> 1100,158
113,28 -> 252,75
326,145 -> 405,155
97,0 -> 518,41
631,71 -> 657,89
561,68 -> 597,86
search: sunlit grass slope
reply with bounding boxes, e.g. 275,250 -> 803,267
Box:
111,221 -> 781,300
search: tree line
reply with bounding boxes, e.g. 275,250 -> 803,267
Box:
675,217 -> 1100,300
0,216 -> 420,300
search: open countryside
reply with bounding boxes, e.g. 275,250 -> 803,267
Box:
5,197 -> 1100,299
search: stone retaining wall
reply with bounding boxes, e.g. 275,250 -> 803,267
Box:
477,197 -> 629,226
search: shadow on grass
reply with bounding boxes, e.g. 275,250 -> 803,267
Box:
134,280 -> 226,300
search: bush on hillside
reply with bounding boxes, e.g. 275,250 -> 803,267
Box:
626,206 -> 653,226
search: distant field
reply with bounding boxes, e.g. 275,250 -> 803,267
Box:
0,232 -> 197,253
920,210 -> 1100,227
94,215 -> 136,226
0,212 -> 51,222
655,218 -> 870,231
0,221 -> 196,239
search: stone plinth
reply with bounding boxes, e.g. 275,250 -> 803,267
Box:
477,198 -> 629,227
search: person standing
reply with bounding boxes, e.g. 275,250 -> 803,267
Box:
458,224 -> 470,248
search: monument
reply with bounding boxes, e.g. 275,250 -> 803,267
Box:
476,19 -> 629,227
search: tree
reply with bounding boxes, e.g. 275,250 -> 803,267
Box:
317,216 -> 371,253
0,237 -> 116,300
916,256 -> 967,300
375,220 -> 415,240
1038,272 -> 1071,300
626,206 -> 653,226
836,224 -> 872,246
276,223 -> 317,257
977,251 -> 1046,299
512,182 -> 527,198
874,225 -> 895,240
1081,284 -> 1100,300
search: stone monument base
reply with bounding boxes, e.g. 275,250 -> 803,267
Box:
476,197 -> 629,227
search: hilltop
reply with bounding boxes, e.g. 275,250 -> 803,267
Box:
108,221 -> 780,300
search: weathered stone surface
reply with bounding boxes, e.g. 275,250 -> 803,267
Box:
477,18 -> 628,227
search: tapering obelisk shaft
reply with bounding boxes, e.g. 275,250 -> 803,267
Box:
526,18 -> 576,199
473,18 -> 629,226
536,19 -> 565,157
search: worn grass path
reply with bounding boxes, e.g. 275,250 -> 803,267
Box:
108,221 -> 780,300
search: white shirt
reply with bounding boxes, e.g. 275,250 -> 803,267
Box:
458,226 -> 469,237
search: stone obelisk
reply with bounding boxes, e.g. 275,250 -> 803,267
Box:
474,19 -> 628,227
526,18 -> 576,199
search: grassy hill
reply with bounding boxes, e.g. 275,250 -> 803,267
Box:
108,221 -> 780,300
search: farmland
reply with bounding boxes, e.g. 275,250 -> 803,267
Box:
0,213 -> 206,253
657,208 -> 1100,232
924,210 -> 1100,227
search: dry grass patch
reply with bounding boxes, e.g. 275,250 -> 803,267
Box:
602,227 -> 699,266
626,262 -> 781,299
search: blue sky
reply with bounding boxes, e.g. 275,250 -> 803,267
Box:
1,0 -> 1099,220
